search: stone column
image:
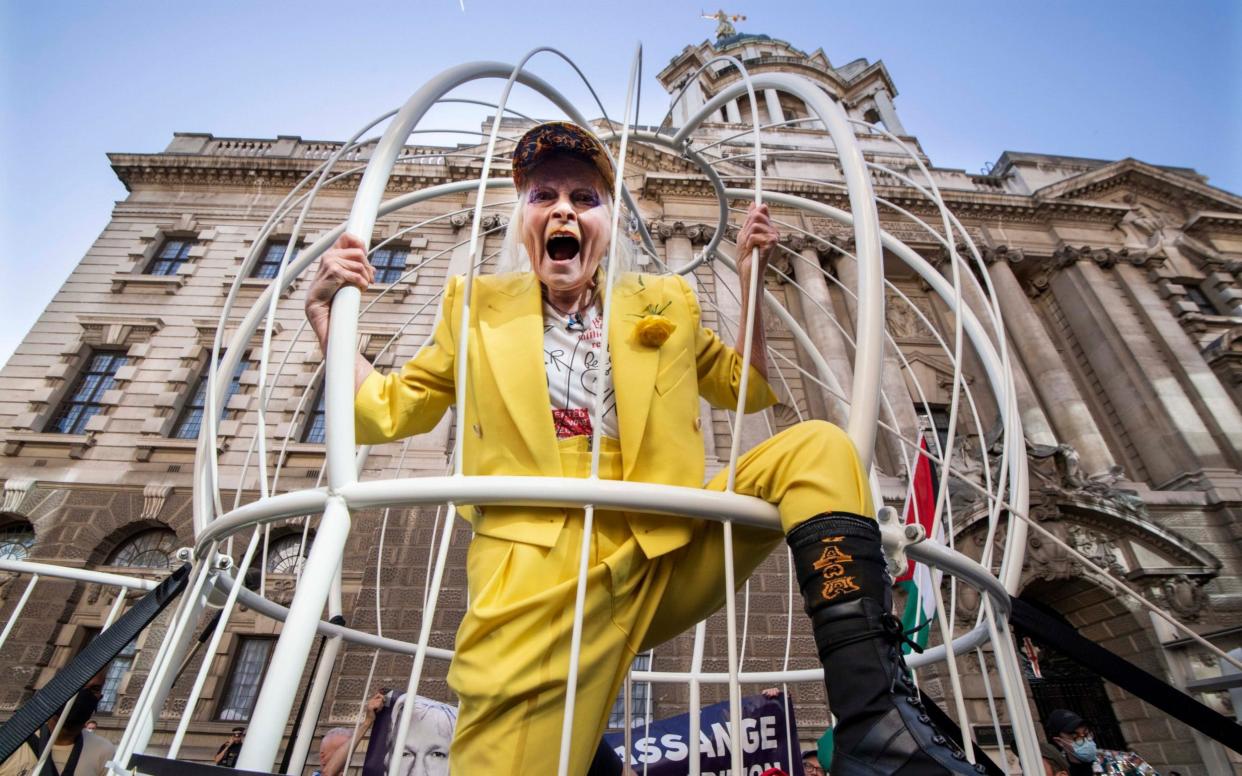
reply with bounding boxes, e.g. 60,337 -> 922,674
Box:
673,79 -> 706,128
1048,247 -> 1228,486
763,89 -> 785,126
835,251 -> 919,474
950,250 -> 1056,448
789,239 -> 851,426
871,88 -> 907,136
724,99 -> 742,124
657,221 -> 718,460
1114,260 -> 1242,466
987,249 -> 1113,468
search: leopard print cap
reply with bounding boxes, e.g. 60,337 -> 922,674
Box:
511,121 -> 615,193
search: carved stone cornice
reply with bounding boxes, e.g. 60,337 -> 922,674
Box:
447,211 -> 509,232
78,314 -> 166,347
980,245 -> 1025,266
646,220 -> 715,246
1050,244 -> 1165,274
110,154 -> 462,194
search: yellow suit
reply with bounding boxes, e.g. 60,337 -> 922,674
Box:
355,271 -> 777,556
355,271 -> 872,773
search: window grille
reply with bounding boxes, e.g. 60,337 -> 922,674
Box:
302,384 -> 327,444
0,524 -> 35,560
107,528 -> 177,569
266,533 -> 310,575
48,351 -> 127,435
251,240 -> 296,280
218,637 -> 274,721
173,357 -> 251,439
371,246 -> 409,285
607,652 -> 652,729
97,639 -> 137,714
147,238 -> 195,276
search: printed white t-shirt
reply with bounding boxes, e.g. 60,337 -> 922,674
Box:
542,300 -> 618,441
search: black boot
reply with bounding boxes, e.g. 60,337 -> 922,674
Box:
787,513 -> 985,776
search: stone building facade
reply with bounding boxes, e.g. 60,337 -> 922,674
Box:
2,31 -> 1242,774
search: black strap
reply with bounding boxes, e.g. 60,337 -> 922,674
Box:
22,727 -> 83,776
1011,596 -> 1242,753
0,564 -> 191,763
56,732 -> 84,776
917,690 -> 1005,776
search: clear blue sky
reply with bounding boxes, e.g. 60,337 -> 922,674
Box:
2,0 -> 1239,366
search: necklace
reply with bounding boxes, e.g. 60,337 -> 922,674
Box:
544,289 -> 596,331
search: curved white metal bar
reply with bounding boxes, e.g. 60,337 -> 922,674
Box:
597,129 -> 729,272
212,572 -> 454,661
728,188 -> 1030,589
558,43 -> 643,776
179,63 -> 1050,773
676,75 -> 887,470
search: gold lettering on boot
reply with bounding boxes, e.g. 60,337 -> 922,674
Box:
813,536 -> 860,600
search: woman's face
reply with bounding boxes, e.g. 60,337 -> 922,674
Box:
519,154 -> 612,296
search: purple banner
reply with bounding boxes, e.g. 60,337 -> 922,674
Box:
602,692 -> 805,776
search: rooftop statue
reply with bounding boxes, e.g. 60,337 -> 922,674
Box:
702,8 -> 747,39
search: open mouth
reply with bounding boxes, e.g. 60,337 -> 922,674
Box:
546,234 -> 581,262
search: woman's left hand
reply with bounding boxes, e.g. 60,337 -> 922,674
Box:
736,202 -> 779,281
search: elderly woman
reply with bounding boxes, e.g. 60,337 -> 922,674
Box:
304,122 -> 977,775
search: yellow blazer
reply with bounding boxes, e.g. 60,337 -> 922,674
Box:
354,271 -> 776,557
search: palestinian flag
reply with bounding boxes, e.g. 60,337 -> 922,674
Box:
895,434 -> 941,653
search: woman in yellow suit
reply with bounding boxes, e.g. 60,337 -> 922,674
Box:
304,123 -> 980,776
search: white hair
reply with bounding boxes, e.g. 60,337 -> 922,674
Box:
492,194 -> 639,282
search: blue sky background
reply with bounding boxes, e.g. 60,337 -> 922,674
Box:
2,0 -> 1239,365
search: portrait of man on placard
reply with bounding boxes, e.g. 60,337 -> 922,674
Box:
361,691 -> 457,776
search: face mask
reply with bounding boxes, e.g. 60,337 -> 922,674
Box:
1070,737 -> 1097,761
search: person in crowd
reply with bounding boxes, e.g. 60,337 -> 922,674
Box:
1045,708 -> 1161,775
82,721 -> 97,733
802,748 -> 827,776
1040,741 -> 1070,776
0,679 -> 115,776
213,726 -> 245,768
315,691 -> 385,776
308,119 -> 979,773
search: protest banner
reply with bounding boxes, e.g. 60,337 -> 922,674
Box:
602,692 -> 805,776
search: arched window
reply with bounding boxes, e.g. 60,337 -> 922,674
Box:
266,533 -> 310,575
106,528 -> 177,569
0,522 -> 36,561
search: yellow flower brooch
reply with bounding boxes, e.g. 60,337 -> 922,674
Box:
633,301 -> 676,347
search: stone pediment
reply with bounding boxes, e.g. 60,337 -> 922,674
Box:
955,498 -> 1220,622
1034,158 -> 1242,215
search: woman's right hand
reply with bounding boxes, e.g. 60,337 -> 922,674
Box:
304,233 -> 374,340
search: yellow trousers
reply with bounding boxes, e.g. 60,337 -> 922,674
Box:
446,420 -> 872,773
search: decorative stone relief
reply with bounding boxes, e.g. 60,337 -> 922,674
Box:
448,211 -> 508,232
646,220 -> 715,246
141,484 -> 172,520
1066,524 -> 1127,576
885,290 -> 934,339
2,479 -> 34,514
1149,574 -> 1208,621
